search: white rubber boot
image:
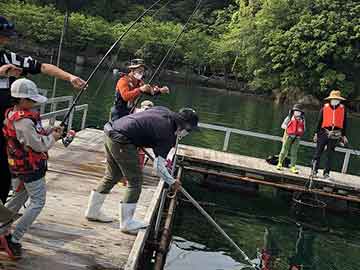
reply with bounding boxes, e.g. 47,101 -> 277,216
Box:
85,191 -> 113,223
119,203 -> 148,235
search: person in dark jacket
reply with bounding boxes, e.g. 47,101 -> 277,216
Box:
312,90 -> 348,179
85,106 -> 199,234
0,16 -> 86,204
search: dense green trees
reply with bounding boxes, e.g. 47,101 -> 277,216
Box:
218,0 -> 360,98
1,0 -> 359,98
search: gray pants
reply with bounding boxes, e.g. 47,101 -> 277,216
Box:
96,135 -> 143,203
6,178 -> 46,242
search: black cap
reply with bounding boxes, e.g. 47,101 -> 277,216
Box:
0,16 -> 16,37
128,58 -> 145,69
178,108 -> 199,131
291,104 -> 304,113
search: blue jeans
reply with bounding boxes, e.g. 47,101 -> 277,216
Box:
5,178 -> 46,242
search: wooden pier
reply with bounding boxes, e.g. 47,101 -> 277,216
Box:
2,126 -> 360,270
177,145 -> 360,206
0,129 -> 163,270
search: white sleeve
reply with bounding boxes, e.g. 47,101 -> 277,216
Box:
154,156 -> 175,186
281,116 -> 290,130
14,119 -> 55,153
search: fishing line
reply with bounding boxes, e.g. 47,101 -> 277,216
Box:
130,0 -> 204,113
60,0 -> 164,128
93,0 -> 176,98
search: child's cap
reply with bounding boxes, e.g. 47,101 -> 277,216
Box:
140,100 -> 154,110
11,78 -> 47,104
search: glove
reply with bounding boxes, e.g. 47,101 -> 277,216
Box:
140,84 -> 153,94
313,134 -> 318,143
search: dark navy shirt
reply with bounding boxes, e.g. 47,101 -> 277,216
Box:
106,106 -> 178,158
0,50 -> 42,128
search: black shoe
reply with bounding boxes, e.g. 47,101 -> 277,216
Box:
1,234 -> 22,259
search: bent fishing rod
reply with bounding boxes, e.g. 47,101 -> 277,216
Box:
140,149 -> 259,270
60,0 -> 163,130
130,0 -> 204,113
93,0 -> 176,98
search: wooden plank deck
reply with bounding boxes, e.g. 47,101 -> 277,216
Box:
177,145 -> 360,200
0,128 -> 162,270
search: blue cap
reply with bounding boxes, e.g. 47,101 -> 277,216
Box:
0,16 -> 17,37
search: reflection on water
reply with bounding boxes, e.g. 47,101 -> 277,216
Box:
165,237 -> 249,270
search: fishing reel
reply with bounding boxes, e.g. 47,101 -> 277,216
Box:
62,129 -> 76,147
59,123 -> 76,148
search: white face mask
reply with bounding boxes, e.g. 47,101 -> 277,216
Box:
133,71 -> 144,80
176,129 -> 189,140
293,111 -> 302,117
330,100 -> 340,107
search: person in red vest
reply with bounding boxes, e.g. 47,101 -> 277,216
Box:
1,78 -> 63,258
277,104 -> 306,174
110,59 -> 169,121
312,90 -> 348,179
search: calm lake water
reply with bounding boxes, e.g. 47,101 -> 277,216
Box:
32,64 -> 360,270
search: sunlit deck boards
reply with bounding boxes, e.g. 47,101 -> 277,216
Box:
177,145 -> 360,202
0,128 -> 161,270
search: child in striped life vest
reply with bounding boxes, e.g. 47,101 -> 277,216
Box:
276,104 -> 306,174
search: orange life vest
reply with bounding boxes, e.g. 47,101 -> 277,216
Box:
2,109 -> 48,178
286,116 -> 305,137
321,103 -> 345,129
111,75 -> 144,121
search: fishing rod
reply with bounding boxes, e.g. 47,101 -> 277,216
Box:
153,135 -> 180,241
179,187 -> 259,270
93,0 -> 176,98
130,0 -> 203,113
140,149 -> 259,270
59,0 -> 164,137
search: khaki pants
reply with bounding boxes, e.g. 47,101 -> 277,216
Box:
279,133 -> 300,167
96,135 -> 143,203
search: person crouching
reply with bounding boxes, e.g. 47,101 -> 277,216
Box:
85,106 -> 199,234
1,78 -> 63,259
276,104 -> 305,174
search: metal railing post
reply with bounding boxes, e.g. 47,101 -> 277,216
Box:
342,152 -> 351,174
67,97 -> 74,131
81,106 -> 88,130
223,130 -> 231,151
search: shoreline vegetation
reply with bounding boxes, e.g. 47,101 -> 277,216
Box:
2,0 -> 359,111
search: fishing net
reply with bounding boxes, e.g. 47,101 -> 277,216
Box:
291,176 -> 328,230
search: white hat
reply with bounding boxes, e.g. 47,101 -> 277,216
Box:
11,78 -> 47,104
140,100 -> 154,110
